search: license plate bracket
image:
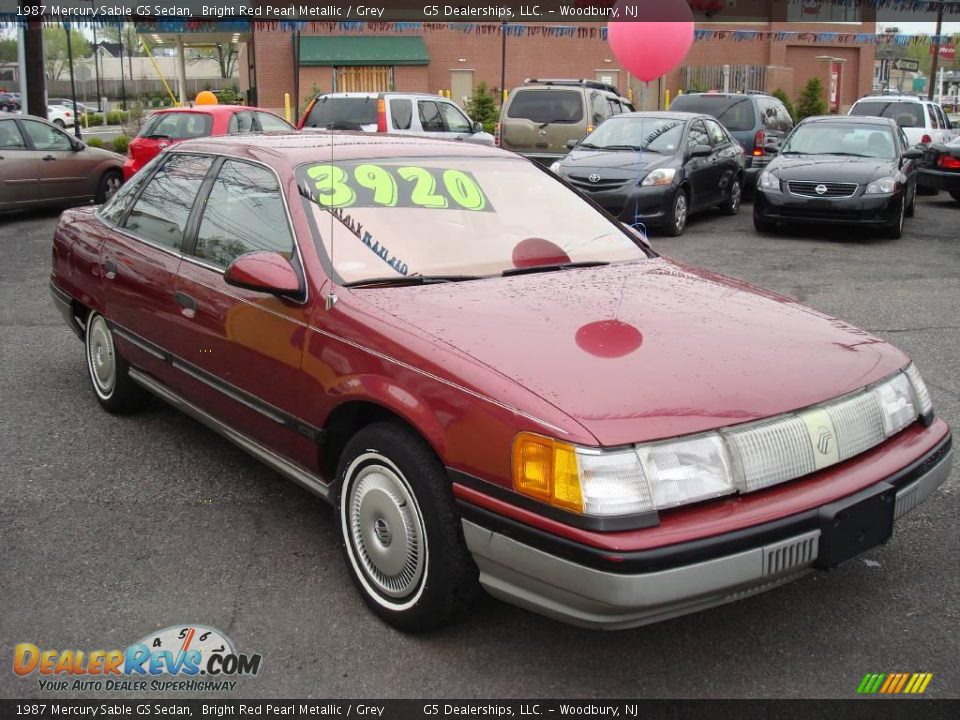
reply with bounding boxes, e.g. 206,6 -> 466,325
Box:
814,482 -> 896,569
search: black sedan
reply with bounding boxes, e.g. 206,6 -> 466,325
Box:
754,115 -> 923,239
552,112 -> 746,236
918,136 -> 960,202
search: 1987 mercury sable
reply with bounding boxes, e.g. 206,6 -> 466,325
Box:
50,133 -> 952,631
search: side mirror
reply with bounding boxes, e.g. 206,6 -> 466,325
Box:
566,138 -> 579,150
689,143 -> 712,158
71,139 -> 84,152
902,147 -> 924,160
471,121 -> 483,134
224,251 -> 301,298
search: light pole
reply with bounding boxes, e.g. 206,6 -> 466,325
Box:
500,21 -> 507,106
65,27 -> 82,139
928,2 -> 946,101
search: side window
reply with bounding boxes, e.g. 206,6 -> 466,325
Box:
935,105 -> 949,130
98,156 -> 162,225
229,111 -> 255,134
899,127 -> 909,151
439,102 -> 471,133
687,120 -> 710,150
759,100 -> 777,130
590,92 -> 612,125
389,99 -> 413,130
607,98 -> 622,116
21,120 -> 73,151
925,104 -> 940,129
255,112 -> 292,133
704,118 -> 728,146
194,160 -> 294,270
124,154 -> 213,252
776,103 -> 794,131
0,119 -> 25,149
418,101 -> 445,131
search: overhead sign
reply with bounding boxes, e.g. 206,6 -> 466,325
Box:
929,45 -> 957,61
893,58 -> 920,72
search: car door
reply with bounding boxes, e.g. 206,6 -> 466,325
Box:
684,119 -> 720,209
704,117 -> 742,202
171,158 -> 319,470
20,119 -> 90,202
0,118 -> 39,208
387,97 -> 415,136
897,125 -> 918,201
102,153 -> 214,391
416,100 -> 449,141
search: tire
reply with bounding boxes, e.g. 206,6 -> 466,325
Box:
53,119 -> 65,128
950,190 -> 960,203
335,422 -> 479,632
753,212 -> 775,233
95,170 -> 122,204
884,197 -> 905,239
720,176 -> 742,216
905,185 -> 916,218
661,187 -> 689,237
84,312 -> 149,414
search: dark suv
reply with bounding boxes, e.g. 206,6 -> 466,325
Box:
669,92 -> 794,188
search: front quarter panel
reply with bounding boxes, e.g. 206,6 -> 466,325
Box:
51,207 -> 109,316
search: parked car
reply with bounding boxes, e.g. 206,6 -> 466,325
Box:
849,95 -> 955,146
50,132 -> 951,631
123,105 -> 294,180
754,115 -> 923,238
553,111 -> 745,236
0,92 -> 21,112
668,91 -> 794,188
46,105 -> 75,129
298,91 -> 494,145
498,78 -> 634,163
917,135 -> 960,202
49,98 -> 95,116
0,115 -> 123,212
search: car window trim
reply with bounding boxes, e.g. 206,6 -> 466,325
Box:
20,117 -> 74,152
0,118 -> 28,150
438,101 -> 471,133
175,151 -> 309,306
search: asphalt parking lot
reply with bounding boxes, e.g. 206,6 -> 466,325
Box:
1,195 -> 958,700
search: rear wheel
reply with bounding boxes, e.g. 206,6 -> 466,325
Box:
53,119 -> 65,128
84,312 -> 149,414
661,188 -> 688,237
720,176 -> 742,216
336,422 -> 479,632
95,170 -> 122,204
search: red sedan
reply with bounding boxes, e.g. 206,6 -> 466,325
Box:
122,105 -> 294,180
50,133 -> 952,631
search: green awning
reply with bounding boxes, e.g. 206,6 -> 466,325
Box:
299,36 -> 430,67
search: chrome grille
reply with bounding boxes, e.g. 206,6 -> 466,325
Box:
567,175 -> 628,192
787,181 -> 858,198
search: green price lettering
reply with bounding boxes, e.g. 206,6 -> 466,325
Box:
354,164 -> 398,207
397,166 -> 449,209
442,169 -> 487,211
307,164 -> 355,208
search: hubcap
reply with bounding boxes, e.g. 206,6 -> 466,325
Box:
87,316 -> 116,395
347,463 -> 425,599
105,176 -> 121,199
731,182 -> 741,211
675,193 -> 687,231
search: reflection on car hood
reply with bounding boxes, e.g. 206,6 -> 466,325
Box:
560,149 -> 674,179
358,259 -> 907,446
769,154 -> 897,182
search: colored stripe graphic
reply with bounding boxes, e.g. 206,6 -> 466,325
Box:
857,673 -> 932,694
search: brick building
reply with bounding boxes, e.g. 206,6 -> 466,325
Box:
244,3 -> 878,118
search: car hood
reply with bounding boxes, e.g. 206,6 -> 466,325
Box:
769,154 -> 897,182
357,259 -> 908,446
560,149 -> 674,179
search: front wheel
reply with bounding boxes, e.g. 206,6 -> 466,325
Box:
336,422 -> 479,632
753,212 -> 775,233
905,183 -> 916,217
720,176 -> 742,216
95,170 -> 122,204
661,188 -> 688,237
884,197 -> 905,239
950,190 -> 960,203
85,312 -> 149,414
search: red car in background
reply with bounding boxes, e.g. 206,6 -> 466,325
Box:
51,133 -> 952,632
122,105 -> 294,180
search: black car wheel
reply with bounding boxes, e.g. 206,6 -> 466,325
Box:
905,183 -> 916,218
662,188 -> 688,237
53,119 -> 65,128
884,197 -> 905,239
753,212 -> 775,233
950,190 -> 960,203
720,176 -> 742,216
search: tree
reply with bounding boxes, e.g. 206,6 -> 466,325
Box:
465,81 -> 499,134
0,37 -> 17,63
95,23 -> 145,57
190,44 -> 239,79
795,77 -> 827,121
772,88 -> 795,122
42,27 -> 91,80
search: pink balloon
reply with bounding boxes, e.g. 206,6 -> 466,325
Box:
607,0 -> 695,83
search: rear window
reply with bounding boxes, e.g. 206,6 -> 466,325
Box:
669,95 -> 757,132
304,96 -> 377,129
850,101 -> 925,128
140,112 -> 213,140
506,90 -> 584,124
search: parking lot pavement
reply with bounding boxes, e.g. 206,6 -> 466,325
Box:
1,197 -> 958,699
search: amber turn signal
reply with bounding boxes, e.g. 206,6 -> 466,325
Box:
512,432 -> 584,513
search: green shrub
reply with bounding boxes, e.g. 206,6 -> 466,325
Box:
111,135 -> 130,155
85,137 -> 104,148
82,112 -> 104,127
795,77 -> 827,121
772,88 -> 796,122
465,81 -> 500,135
106,110 -> 128,125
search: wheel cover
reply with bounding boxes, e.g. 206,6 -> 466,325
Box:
675,193 -> 687,231
105,175 -> 121,199
730,181 -> 741,212
347,461 -> 425,600
86,315 -> 116,396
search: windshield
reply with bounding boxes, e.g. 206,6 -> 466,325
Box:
140,112 -> 213,139
669,95 -> 756,131
506,90 -> 583,124
305,97 -> 378,128
850,101 -> 925,128
581,116 -> 685,153
297,156 -> 647,285
781,122 -> 897,159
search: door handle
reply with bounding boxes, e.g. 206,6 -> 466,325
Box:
103,259 -> 117,280
42,155 -> 56,162
174,292 -> 197,318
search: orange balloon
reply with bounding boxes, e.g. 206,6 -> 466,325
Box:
195,91 -> 218,106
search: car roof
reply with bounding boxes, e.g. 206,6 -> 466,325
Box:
674,92 -> 766,101
615,111 -> 707,121
152,105 -> 258,115
315,92 -> 448,100
172,131 -> 511,166
856,95 -> 934,104
801,115 -> 896,126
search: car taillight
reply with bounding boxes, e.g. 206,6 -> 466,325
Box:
939,154 -> 960,169
376,98 -> 387,133
494,122 -> 501,146
753,128 -> 765,156
920,134 -> 932,144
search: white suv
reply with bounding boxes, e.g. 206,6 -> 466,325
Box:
298,92 -> 494,145
849,95 -> 955,146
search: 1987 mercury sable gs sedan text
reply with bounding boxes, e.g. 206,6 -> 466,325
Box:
50,133 -> 952,631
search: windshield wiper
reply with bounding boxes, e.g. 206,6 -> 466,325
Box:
598,144 -> 649,152
143,133 -> 171,140
342,274 -> 482,288
538,118 -> 570,129
501,261 -> 609,277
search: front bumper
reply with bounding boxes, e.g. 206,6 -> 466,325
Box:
462,437 -> 952,629
754,187 -> 903,226
573,183 -> 674,226
918,168 -> 960,192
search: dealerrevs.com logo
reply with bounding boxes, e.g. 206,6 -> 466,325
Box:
14,625 -> 262,693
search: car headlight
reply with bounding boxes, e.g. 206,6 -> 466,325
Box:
641,168 -> 676,186
512,364 -> 933,518
549,161 -> 561,174
865,176 -> 897,194
758,170 -> 780,191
